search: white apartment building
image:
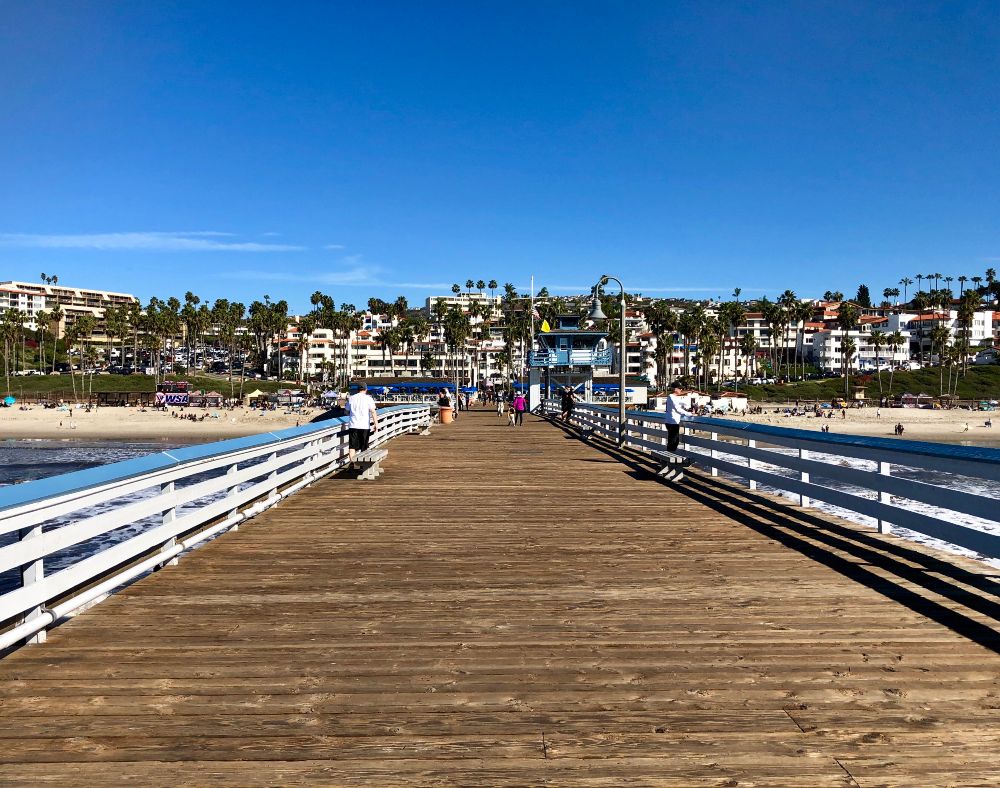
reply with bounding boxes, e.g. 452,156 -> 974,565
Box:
881,310 -> 996,356
424,292 -> 502,319
811,325 -> 911,372
0,280 -> 139,339
0,283 -> 48,329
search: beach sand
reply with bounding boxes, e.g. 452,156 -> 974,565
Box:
736,405 -> 999,445
0,405 -> 314,442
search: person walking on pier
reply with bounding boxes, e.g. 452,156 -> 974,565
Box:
512,390 -> 527,426
346,383 -> 379,467
665,382 -> 691,452
560,385 -> 576,423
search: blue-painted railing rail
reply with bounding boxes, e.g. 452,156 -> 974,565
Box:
0,404 -> 431,651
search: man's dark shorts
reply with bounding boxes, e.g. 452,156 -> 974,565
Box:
349,428 -> 371,451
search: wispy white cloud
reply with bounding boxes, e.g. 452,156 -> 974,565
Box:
324,244 -> 346,250
387,281 -> 453,290
223,257 -> 381,287
0,231 -> 304,252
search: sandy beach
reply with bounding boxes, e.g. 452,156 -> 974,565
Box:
734,405 -> 999,445
0,405 -> 316,443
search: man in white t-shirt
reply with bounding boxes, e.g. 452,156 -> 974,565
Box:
664,382 -> 691,452
346,383 -> 379,466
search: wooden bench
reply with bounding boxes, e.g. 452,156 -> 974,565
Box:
652,450 -> 691,483
354,448 -> 388,480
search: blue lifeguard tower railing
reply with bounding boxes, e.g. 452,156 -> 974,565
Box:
526,313 -> 612,408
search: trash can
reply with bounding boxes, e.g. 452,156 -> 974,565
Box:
439,406 -> 454,424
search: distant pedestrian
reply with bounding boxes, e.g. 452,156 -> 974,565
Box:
346,383 -> 379,467
560,386 -> 576,422
664,382 -> 692,452
512,391 -> 527,426
497,395 -> 506,419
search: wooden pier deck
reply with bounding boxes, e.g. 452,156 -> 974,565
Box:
1,410 -> 998,786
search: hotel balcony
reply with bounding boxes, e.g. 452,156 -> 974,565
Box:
528,348 -> 614,367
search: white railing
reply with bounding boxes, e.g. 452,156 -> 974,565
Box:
544,400 -> 1000,561
0,404 -> 431,652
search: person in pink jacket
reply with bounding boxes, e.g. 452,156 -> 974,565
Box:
511,392 -> 527,426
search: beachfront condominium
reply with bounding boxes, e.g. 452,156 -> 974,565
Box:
0,282 -> 49,330
424,292 -> 502,318
0,280 -> 139,340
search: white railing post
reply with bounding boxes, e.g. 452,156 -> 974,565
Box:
878,461 -> 892,533
267,452 -> 279,502
159,481 -> 179,567
226,462 -> 240,526
710,432 -> 719,477
799,448 -> 810,507
19,526 -> 46,644
747,439 -> 757,491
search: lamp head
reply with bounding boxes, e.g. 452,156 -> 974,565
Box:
587,287 -> 607,321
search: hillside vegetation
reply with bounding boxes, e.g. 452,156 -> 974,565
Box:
739,365 -> 1000,402
4,374 -> 293,399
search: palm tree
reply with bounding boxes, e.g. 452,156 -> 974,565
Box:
465,279 -> 474,295
645,301 -> 678,389
48,305 -> 63,373
718,300 -> 744,387
841,337 -> 857,397
476,280 -> 485,295
929,324 -> 951,395
957,275 -> 967,296
869,331 -> 886,396
793,301 -> 813,380
886,330 -> 905,398
899,277 -> 913,303
837,301 -> 860,397
739,333 -> 757,385
915,274 -> 924,294
488,279 -> 498,302
451,283 -> 461,296
297,314 -> 317,389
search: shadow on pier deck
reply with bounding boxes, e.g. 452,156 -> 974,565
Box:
0,410 -> 998,786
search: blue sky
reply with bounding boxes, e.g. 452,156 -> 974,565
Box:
2,2 -> 998,313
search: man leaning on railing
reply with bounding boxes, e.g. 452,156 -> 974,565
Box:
664,382 -> 692,452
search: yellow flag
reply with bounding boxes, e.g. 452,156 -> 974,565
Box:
541,319 -> 551,332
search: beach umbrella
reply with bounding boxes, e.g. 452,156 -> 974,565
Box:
3,396 -> 15,406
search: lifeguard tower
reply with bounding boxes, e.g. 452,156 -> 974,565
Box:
526,314 -> 612,410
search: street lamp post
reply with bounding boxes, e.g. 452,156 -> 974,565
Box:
588,275 -> 627,445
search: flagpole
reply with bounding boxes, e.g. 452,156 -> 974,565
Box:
530,275 -> 535,345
